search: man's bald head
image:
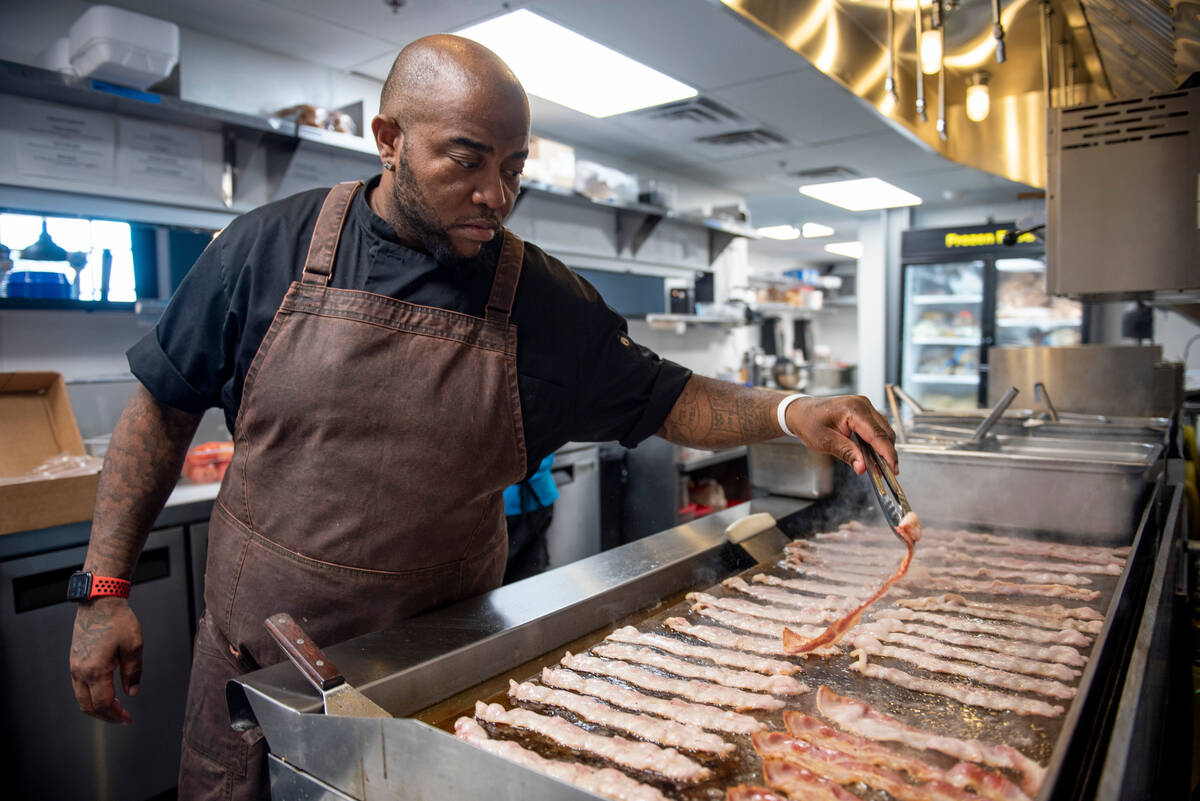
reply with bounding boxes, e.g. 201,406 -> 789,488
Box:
381,34 -> 528,129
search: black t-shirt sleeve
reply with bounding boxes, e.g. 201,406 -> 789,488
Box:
567,282 -> 692,448
126,233 -> 234,413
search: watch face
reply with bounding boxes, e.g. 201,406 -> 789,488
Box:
67,572 -> 92,601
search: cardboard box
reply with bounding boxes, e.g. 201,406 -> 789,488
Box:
0,372 -> 100,535
524,135 -> 575,191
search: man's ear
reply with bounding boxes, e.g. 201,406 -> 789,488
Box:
371,115 -> 403,167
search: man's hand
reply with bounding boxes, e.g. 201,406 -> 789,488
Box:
785,395 -> 897,475
70,597 -> 143,725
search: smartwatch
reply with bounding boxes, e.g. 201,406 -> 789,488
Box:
67,572 -> 131,602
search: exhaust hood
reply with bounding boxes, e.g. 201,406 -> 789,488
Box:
719,0 -> 1197,189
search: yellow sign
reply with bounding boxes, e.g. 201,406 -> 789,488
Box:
944,229 -> 1036,247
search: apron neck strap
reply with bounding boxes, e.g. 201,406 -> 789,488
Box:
301,181 -> 363,287
485,229 -> 525,323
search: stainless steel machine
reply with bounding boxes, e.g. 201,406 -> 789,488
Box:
231,443 -> 1188,801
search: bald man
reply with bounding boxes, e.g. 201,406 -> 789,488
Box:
68,35 -> 895,800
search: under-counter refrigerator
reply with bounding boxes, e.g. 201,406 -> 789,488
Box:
899,224 -> 1082,409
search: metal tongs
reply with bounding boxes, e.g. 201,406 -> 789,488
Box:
853,432 -> 912,536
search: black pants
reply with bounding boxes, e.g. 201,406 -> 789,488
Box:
504,505 -> 553,584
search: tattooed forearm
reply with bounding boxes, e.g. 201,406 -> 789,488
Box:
658,376 -> 783,449
83,385 -> 202,579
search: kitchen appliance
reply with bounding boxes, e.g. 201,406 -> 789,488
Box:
1046,88 -> 1200,299
0,526 -> 193,801
747,437 -> 835,498
543,444 -> 601,569
899,224 -> 1083,409
229,474 -> 1187,801
989,345 -> 1185,419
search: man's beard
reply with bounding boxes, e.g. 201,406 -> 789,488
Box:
388,151 -> 495,268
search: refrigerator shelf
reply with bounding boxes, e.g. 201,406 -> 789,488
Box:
911,373 -> 981,384
912,294 -> 983,305
911,336 -> 982,345
996,316 -> 1082,328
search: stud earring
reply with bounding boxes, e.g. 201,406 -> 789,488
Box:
383,161 -> 393,171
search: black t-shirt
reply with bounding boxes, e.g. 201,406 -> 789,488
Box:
128,176 -> 692,475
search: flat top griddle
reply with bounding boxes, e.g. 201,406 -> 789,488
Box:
416,513 -> 1127,801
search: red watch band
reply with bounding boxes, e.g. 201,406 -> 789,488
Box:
89,575 -> 131,600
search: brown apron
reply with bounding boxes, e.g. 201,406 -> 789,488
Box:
177,181 -> 528,801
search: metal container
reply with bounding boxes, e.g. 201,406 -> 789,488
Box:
988,345 -> 1183,418
896,435 -> 1163,544
747,436 -> 835,498
908,411 -> 1171,448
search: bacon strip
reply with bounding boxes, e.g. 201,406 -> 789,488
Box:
725,785 -> 790,801
851,633 -> 1076,698
793,543 -> 1124,576
781,711 -> 1030,801
561,652 -> 784,711
665,616 -> 841,658
918,576 -> 1100,601
830,527 -> 1126,567
861,617 -> 1085,667
875,608 -> 1093,646
507,680 -> 734,757
606,626 -> 798,675
753,730 -> 974,801
922,565 -> 1093,586
762,759 -> 860,801
475,701 -> 712,782
898,593 -> 1103,623
693,602 -> 825,640
752,573 -> 872,598
847,649 -> 1065,717
777,562 -> 885,585
592,643 -> 808,695
724,576 -> 858,610
541,667 -> 764,735
784,527 -> 916,654
816,686 -> 1045,795
687,591 -> 836,626
855,626 -> 1081,681
454,716 -> 670,801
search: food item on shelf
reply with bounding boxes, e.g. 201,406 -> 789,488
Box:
182,441 -> 233,483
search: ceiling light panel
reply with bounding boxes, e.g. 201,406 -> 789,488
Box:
457,10 -> 697,118
824,241 -> 864,259
801,222 -> 834,238
799,178 -> 922,212
757,225 -> 801,240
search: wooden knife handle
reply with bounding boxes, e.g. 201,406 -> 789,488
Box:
265,612 -> 344,692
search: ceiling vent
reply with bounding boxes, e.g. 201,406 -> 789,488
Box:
689,128 -> 790,160
628,96 -> 745,127
787,166 -> 860,181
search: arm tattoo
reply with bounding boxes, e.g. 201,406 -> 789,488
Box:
658,376 -> 784,449
83,385 -> 202,579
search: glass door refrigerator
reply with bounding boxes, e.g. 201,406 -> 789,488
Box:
899,224 -> 1082,409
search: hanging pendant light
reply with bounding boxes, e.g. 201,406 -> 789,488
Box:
882,0 -> 899,113
920,28 -> 943,75
19,221 -> 68,262
914,0 -> 927,122
966,71 -> 991,122
936,33 -> 948,140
